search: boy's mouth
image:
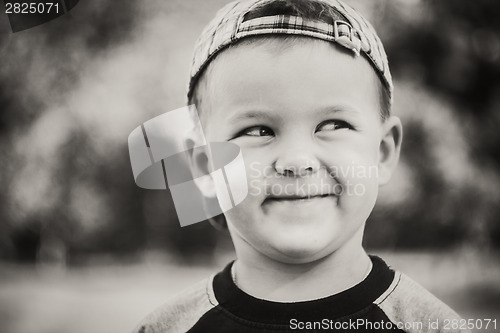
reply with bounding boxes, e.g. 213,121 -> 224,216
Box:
262,193 -> 341,209
265,193 -> 332,202
262,193 -> 339,213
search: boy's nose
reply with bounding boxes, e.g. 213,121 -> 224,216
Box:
274,150 -> 320,177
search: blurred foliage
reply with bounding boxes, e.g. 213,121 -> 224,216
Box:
0,0 -> 499,265
366,0 -> 500,250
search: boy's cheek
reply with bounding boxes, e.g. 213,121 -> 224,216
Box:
245,159 -> 275,189
329,158 -> 379,210
337,176 -> 379,219
248,179 -> 263,197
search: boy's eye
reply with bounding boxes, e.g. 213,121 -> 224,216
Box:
316,120 -> 353,132
240,126 -> 275,137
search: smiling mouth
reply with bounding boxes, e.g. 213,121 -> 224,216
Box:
265,194 -> 333,202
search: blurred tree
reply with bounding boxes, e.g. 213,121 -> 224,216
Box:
1,0 -> 499,265
365,0 -> 500,250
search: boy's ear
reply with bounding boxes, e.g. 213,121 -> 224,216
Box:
185,139 -> 229,232
208,214 -> 229,232
185,138 -> 217,198
378,116 -> 403,185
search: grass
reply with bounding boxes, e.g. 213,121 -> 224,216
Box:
0,249 -> 498,333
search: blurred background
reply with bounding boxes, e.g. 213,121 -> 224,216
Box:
0,0 -> 499,332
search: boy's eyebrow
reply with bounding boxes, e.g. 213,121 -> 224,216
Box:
317,105 -> 361,116
228,110 -> 281,122
227,105 -> 360,123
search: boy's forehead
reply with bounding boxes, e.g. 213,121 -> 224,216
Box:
206,39 -> 380,124
212,37 -> 377,88
188,0 -> 392,104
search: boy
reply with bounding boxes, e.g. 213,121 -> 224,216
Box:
133,0 -> 467,331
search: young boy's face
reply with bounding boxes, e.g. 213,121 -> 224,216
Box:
200,39 -> 397,264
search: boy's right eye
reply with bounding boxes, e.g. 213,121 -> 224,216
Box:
238,126 -> 275,137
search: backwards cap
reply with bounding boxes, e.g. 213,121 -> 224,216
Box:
188,0 -> 392,103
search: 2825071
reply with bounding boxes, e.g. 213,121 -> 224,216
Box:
5,2 -> 60,14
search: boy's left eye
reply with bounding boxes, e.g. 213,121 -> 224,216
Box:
238,126 -> 275,137
315,120 -> 353,132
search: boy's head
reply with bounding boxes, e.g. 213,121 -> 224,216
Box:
188,0 -> 393,121
188,0 -> 402,264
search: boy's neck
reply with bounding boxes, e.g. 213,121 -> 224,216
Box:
231,232 -> 371,302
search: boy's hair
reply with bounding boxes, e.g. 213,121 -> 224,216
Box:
188,0 -> 392,121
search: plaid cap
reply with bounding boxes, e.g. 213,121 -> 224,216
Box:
188,0 -> 392,103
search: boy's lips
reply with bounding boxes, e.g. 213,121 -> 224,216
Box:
262,193 -> 339,208
265,193 -> 333,201
261,193 -> 339,215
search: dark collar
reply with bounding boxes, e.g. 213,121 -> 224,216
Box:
212,255 -> 395,324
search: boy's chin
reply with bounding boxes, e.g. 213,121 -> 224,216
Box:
259,227 -> 364,265
266,241 -> 336,265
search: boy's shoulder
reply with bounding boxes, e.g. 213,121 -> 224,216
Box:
131,275 -> 218,333
377,269 -> 464,330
